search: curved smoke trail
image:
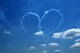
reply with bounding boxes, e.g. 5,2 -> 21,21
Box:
41,9 -> 63,35
20,12 -> 40,33
20,9 -> 63,35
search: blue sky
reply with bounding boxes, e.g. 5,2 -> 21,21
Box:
0,0 -> 80,53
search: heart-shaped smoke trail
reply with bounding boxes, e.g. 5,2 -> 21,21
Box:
20,9 -> 63,36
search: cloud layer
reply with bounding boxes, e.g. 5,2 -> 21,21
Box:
29,28 -> 80,52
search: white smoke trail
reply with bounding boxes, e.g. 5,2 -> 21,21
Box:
20,8 -> 63,35
41,9 -> 63,35
20,12 -> 40,33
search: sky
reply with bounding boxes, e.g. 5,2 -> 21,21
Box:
0,0 -> 80,53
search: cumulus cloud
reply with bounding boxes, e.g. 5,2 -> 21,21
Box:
49,43 -> 59,47
52,28 -> 80,39
34,31 -> 44,36
62,28 -> 80,39
40,44 -> 47,47
70,42 -> 80,48
75,39 -> 80,42
42,50 -> 47,53
53,32 -> 63,39
4,30 -> 12,34
29,46 -> 36,50
54,50 -> 61,53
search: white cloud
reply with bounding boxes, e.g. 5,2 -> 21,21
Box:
29,46 -> 36,50
4,30 -> 12,34
62,28 -> 80,39
53,28 -> 80,39
40,44 -> 47,47
42,50 -> 47,53
52,32 -> 63,39
70,42 -> 80,48
34,31 -> 44,36
75,39 -> 80,42
49,43 -> 59,47
54,50 -> 61,52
